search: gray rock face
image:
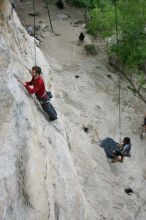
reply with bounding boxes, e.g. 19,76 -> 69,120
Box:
0,1 -> 146,220
0,1 -> 86,219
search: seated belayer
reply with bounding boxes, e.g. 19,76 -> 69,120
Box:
17,66 -> 57,121
111,137 -> 131,163
100,137 -> 131,163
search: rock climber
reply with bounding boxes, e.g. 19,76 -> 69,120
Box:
111,137 -> 131,163
26,25 -> 41,46
17,66 -> 44,95
26,24 -> 33,36
11,1 -> 16,10
17,66 -> 57,121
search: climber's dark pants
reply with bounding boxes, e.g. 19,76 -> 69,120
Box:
41,103 -> 50,114
36,93 -> 50,113
36,93 -> 57,121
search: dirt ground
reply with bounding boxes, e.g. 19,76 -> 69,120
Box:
15,0 -> 106,66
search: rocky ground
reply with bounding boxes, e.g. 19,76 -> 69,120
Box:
0,0 -> 146,219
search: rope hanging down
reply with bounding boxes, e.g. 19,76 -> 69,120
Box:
32,0 -> 37,65
114,0 -> 122,143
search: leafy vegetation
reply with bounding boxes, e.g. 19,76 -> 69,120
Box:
112,0 -> 146,71
86,5 -> 115,37
84,44 -> 98,55
71,0 -> 93,8
71,0 -> 114,8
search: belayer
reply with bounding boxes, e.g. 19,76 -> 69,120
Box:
17,66 -> 57,121
111,137 -> 131,163
100,137 -> 131,163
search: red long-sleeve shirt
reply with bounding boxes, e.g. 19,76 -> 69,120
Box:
24,76 -> 46,97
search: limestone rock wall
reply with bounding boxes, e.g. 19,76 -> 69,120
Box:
0,1 -> 86,219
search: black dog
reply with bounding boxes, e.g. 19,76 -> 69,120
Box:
56,0 -> 64,9
79,32 -> 85,41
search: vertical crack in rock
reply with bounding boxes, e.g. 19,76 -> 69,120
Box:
39,142 -> 51,219
13,100 -> 37,215
15,108 -> 32,209
16,153 -> 32,208
44,158 -> 50,219
54,202 -> 59,220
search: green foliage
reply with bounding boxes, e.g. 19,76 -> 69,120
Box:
111,0 -> 146,71
84,44 -> 98,55
86,0 -> 146,73
138,73 -> 146,91
86,5 -> 115,37
43,0 -> 53,6
43,0 -> 49,5
71,0 -> 114,8
71,0 -> 94,8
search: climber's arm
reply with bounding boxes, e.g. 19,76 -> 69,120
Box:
16,78 -> 35,93
24,82 -> 41,94
25,79 -> 33,86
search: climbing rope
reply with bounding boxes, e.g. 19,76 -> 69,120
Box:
114,0 -> 122,144
32,0 -> 37,65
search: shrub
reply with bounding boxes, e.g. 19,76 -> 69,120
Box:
84,44 -> 98,55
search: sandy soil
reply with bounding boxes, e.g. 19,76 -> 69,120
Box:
15,0 -> 106,65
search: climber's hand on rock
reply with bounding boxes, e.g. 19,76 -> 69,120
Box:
17,78 -> 22,83
17,79 -> 25,86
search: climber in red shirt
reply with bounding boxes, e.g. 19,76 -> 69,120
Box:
18,66 -> 46,98
17,66 -> 57,121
